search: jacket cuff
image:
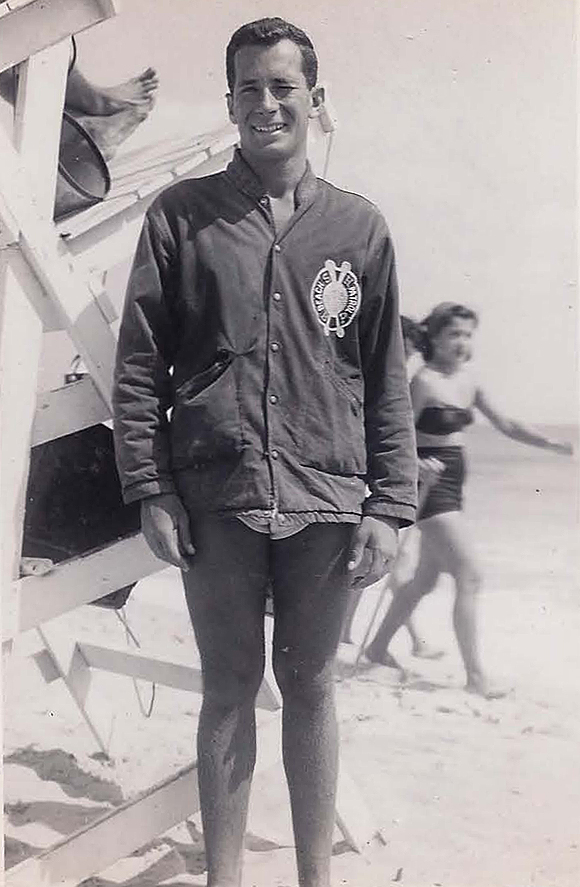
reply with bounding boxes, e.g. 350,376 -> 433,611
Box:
122,476 -> 177,505
362,498 -> 416,528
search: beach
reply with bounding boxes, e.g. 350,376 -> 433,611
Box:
3,421 -> 579,887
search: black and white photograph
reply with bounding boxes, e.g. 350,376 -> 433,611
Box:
0,2 -> 578,885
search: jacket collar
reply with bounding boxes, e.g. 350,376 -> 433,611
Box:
226,147 -> 318,208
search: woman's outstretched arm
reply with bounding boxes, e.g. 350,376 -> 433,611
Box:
474,387 -> 573,455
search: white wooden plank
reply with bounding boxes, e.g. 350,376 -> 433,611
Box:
335,765 -> 382,854
0,125 -> 117,407
32,378 -> 111,445
4,764 -> 200,887
13,40 -> 70,220
209,134 -> 238,157
0,249 -> 44,585
79,642 -> 205,694
64,211 -> 144,275
89,274 -> 118,322
56,194 -> 139,239
173,153 -> 209,177
107,130 -> 225,179
5,1 -> 38,10
77,641 -> 282,712
137,172 -> 175,199
0,248 -> 44,877
31,647 -> 60,683
4,534 -> 165,640
38,624 -> 114,754
59,145 -> 236,261
0,190 -> 20,247
0,244 -> 61,331
4,713 -> 282,887
0,0 -> 119,72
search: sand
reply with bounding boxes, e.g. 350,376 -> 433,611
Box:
3,426 -> 579,886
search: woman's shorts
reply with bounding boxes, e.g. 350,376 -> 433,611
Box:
417,445 -> 465,520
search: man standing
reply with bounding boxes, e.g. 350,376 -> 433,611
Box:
113,17 -> 416,887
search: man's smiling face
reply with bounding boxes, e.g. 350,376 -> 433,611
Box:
227,39 -> 322,164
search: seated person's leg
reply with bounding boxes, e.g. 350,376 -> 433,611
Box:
64,66 -> 158,116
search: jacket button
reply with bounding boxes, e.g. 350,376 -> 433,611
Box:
272,292 -> 282,302
270,449 -> 279,459
269,394 -> 278,404
270,342 -> 279,352
273,243 -> 281,252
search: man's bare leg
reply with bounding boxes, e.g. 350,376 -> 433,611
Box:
181,518 -> 269,887
272,524 -> 355,887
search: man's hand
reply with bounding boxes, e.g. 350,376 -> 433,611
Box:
140,493 -> 196,571
347,515 -> 399,590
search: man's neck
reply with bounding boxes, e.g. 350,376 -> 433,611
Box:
241,150 -> 307,199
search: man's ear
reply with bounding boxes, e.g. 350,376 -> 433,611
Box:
226,92 -> 237,125
308,85 -> 325,118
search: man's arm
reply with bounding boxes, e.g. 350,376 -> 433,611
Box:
113,205 -> 195,569
113,208 -> 177,503
348,212 -> 418,585
359,212 -> 418,524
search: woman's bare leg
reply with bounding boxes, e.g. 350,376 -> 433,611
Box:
433,514 -> 506,697
406,615 -> 445,659
340,586 -> 363,643
365,524 -> 442,666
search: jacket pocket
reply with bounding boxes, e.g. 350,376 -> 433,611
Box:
297,365 -> 366,475
170,353 -> 243,468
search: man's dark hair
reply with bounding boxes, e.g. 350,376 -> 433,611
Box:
226,17 -> 318,92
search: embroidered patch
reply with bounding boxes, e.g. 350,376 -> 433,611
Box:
310,259 -> 361,338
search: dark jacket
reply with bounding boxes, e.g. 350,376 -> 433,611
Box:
113,152 -> 417,525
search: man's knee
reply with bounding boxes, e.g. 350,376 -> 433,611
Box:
203,653 -> 265,710
272,652 -> 334,708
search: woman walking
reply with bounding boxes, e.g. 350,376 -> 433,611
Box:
365,302 -> 572,697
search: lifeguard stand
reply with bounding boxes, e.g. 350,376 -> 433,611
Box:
0,4 -> 381,884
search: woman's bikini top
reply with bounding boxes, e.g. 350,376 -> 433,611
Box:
415,405 -> 474,436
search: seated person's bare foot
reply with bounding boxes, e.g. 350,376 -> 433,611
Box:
65,67 -> 158,117
364,641 -> 403,670
95,67 -> 159,113
465,673 -> 508,700
20,557 -> 54,577
411,640 -> 445,660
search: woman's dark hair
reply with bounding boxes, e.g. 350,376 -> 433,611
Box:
418,302 -> 479,360
226,18 -> 318,93
401,315 -> 423,351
